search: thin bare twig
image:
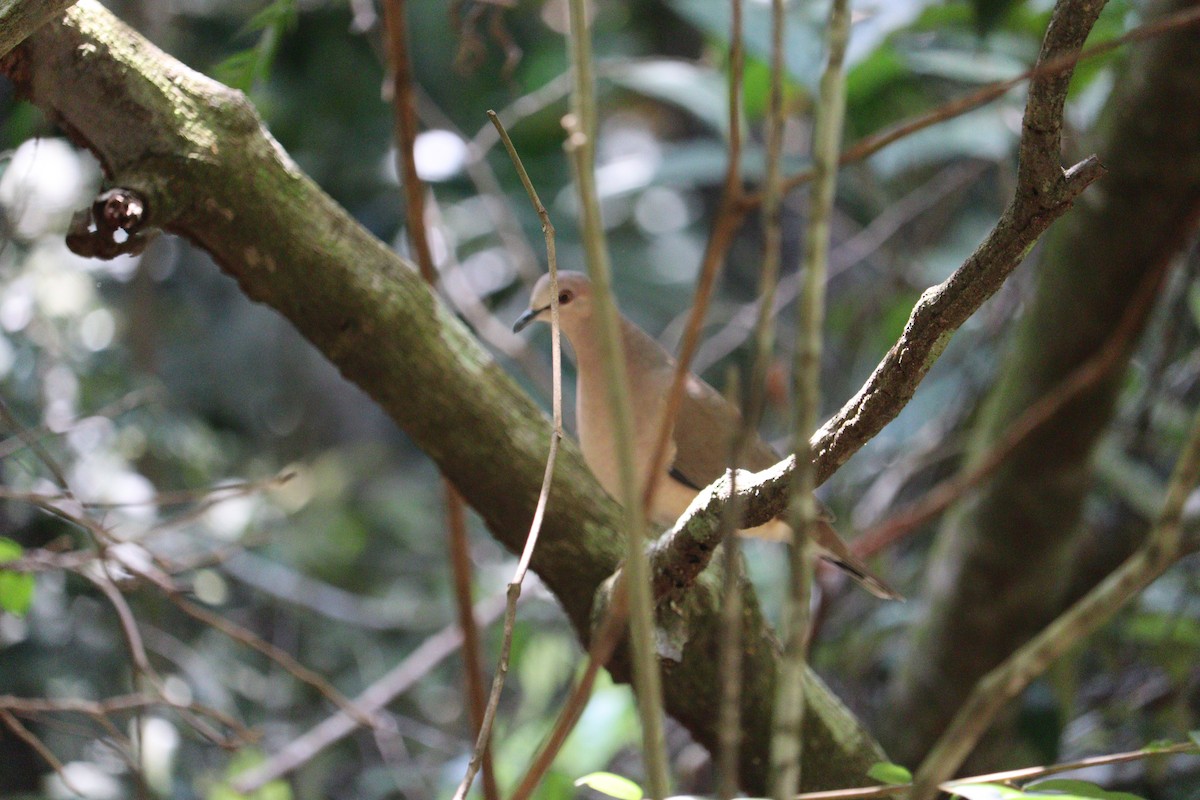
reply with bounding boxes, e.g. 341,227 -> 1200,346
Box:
76,473 -> 292,510
637,9 -> 750,523
0,394 -> 73,499
679,162 -> 983,374
382,0 -> 436,284
384,5 -> 497,795
167,593 -> 378,729
0,708 -> 87,797
0,385 -> 161,462
84,569 -> 158,681
0,692 -> 250,745
413,91 -> 553,398
134,472 -> 292,543
714,3 -> 746,796
942,740 -> 1200,789
451,109 -> 563,800
445,479 -> 499,800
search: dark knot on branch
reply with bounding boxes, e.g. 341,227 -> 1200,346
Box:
66,188 -> 152,258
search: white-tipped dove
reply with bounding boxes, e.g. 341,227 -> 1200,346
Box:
514,271 -> 900,600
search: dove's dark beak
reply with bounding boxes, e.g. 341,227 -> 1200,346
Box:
512,306 -> 546,334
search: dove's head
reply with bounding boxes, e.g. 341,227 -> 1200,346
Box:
512,271 -> 595,335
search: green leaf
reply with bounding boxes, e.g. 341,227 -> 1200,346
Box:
605,59 -> 733,137
207,751 -> 293,800
574,772 -> 644,800
0,571 -> 34,616
867,761 -> 913,785
948,784 -> 1026,800
668,0 -> 825,91
0,573 -> 33,618
206,778 -> 291,800
242,0 -> 297,36
213,0 -> 297,92
0,538 -> 33,616
0,537 -> 21,562
213,50 -> 263,92
1025,779 -> 1146,800
951,778 -> 1147,800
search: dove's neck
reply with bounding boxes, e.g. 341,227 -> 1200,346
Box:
565,312 -> 672,501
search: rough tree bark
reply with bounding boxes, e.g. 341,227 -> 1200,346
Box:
886,0 -> 1200,768
0,2 -> 884,792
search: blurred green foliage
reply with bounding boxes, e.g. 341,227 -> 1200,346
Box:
0,0 -> 1195,799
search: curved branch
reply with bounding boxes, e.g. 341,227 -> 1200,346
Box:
650,0 -> 1106,588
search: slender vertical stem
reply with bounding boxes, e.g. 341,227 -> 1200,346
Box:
752,0 -> 787,425
565,1 -> 669,796
715,4 -> 747,795
445,480 -> 499,800
382,0 -> 436,284
770,0 -> 852,797
383,3 -> 499,796
751,4 -> 792,792
451,111 -> 564,800
716,378 -> 748,798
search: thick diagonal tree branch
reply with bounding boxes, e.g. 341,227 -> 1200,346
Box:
2,2 -> 882,792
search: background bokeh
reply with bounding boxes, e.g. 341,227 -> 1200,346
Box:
0,0 -> 1197,798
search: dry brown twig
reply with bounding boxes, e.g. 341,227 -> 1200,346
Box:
0,692 -> 251,746
0,708 -> 87,797
382,4 -> 500,796
450,109 -> 564,800
7,492 -> 387,742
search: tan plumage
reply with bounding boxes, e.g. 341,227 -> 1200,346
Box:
514,271 -> 900,600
